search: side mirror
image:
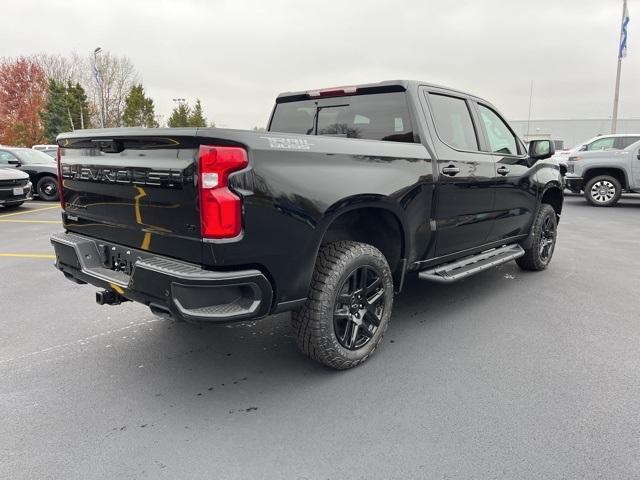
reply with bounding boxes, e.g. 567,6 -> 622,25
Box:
529,139 -> 555,162
7,159 -> 20,166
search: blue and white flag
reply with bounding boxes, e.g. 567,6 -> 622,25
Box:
93,63 -> 102,85
620,2 -> 630,58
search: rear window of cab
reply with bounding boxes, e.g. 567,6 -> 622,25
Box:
269,92 -> 416,143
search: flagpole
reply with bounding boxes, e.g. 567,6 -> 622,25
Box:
611,0 -> 628,134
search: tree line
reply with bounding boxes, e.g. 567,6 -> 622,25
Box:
0,52 -> 212,146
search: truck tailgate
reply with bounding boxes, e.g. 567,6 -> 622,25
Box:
59,134 -> 203,264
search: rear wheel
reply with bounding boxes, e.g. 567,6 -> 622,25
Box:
517,203 -> 557,271
36,176 -> 59,201
584,175 -> 621,207
292,241 -> 394,370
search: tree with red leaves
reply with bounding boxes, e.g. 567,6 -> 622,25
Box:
0,57 -> 47,146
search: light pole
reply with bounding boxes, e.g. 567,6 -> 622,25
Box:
94,47 -> 105,128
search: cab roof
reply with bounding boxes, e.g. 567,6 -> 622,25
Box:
275,80 -> 483,104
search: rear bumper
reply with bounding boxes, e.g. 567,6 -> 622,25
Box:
50,232 -> 273,323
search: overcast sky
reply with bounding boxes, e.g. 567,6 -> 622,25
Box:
2,0 -> 638,128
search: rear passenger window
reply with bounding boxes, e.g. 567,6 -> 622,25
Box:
620,136 -> 640,148
478,104 -> 518,156
428,93 -> 479,151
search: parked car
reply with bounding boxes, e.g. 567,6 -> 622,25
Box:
40,149 -> 57,158
0,167 -> 32,209
32,144 -> 57,151
51,80 -> 563,369
565,139 -> 640,206
553,134 -> 640,173
0,147 -> 59,201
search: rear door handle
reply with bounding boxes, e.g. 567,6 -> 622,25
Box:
441,165 -> 460,176
497,166 -> 510,176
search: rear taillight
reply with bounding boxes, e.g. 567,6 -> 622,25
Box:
198,145 -> 248,239
56,146 -> 64,209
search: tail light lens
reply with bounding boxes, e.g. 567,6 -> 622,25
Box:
198,145 -> 248,239
56,146 -> 65,209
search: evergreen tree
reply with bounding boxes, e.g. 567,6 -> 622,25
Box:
167,102 -> 191,127
41,79 -> 69,143
122,84 -> 158,128
65,82 -> 91,130
188,99 -> 207,127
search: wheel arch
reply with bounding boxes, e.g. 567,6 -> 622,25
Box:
33,171 -> 58,183
315,195 -> 409,291
540,184 -> 564,218
583,167 -> 628,190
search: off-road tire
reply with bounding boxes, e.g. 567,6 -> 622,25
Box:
292,241 -> 394,370
584,175 -> 622,207
517,203 -> 557,271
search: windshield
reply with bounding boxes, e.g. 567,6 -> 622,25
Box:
14,149 -> 55,164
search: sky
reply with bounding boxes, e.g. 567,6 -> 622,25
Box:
1,0 -> 638,129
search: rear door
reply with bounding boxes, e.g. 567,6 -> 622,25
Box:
421,89 -> 496,257
474,102 -> 537,242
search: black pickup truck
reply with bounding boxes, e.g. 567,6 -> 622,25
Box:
51,80 -> 563,369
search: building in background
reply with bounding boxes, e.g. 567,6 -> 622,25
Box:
510,118 -> 640,150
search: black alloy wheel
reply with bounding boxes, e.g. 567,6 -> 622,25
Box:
333,265 -> 385,350
539,214 -> 556,263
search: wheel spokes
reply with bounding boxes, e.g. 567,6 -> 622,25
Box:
333,264 -> 386,351
366,288 -> 384,309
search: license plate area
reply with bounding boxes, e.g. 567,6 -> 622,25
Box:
101,244 -> 135,276
13,187 -> 23,195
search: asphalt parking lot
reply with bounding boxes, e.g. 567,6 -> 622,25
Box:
2,195 -> 640,479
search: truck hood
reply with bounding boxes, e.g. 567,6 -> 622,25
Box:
0,168 -> 30,180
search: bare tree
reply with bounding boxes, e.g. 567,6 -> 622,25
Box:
83,52 -> 137,128
32,52 -> 85,84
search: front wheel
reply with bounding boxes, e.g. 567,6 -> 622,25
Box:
36,176 -> 59,201
292,241 -> 394,370
584,175 -> 621,207
517,203 -> 558,271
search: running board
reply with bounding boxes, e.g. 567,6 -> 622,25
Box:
418,244 -> 525,283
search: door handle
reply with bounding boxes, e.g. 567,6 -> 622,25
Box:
441,165 -> 460,176
497,166 -> 510,176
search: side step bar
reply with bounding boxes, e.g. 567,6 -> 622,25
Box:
418,244 -> 525,283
